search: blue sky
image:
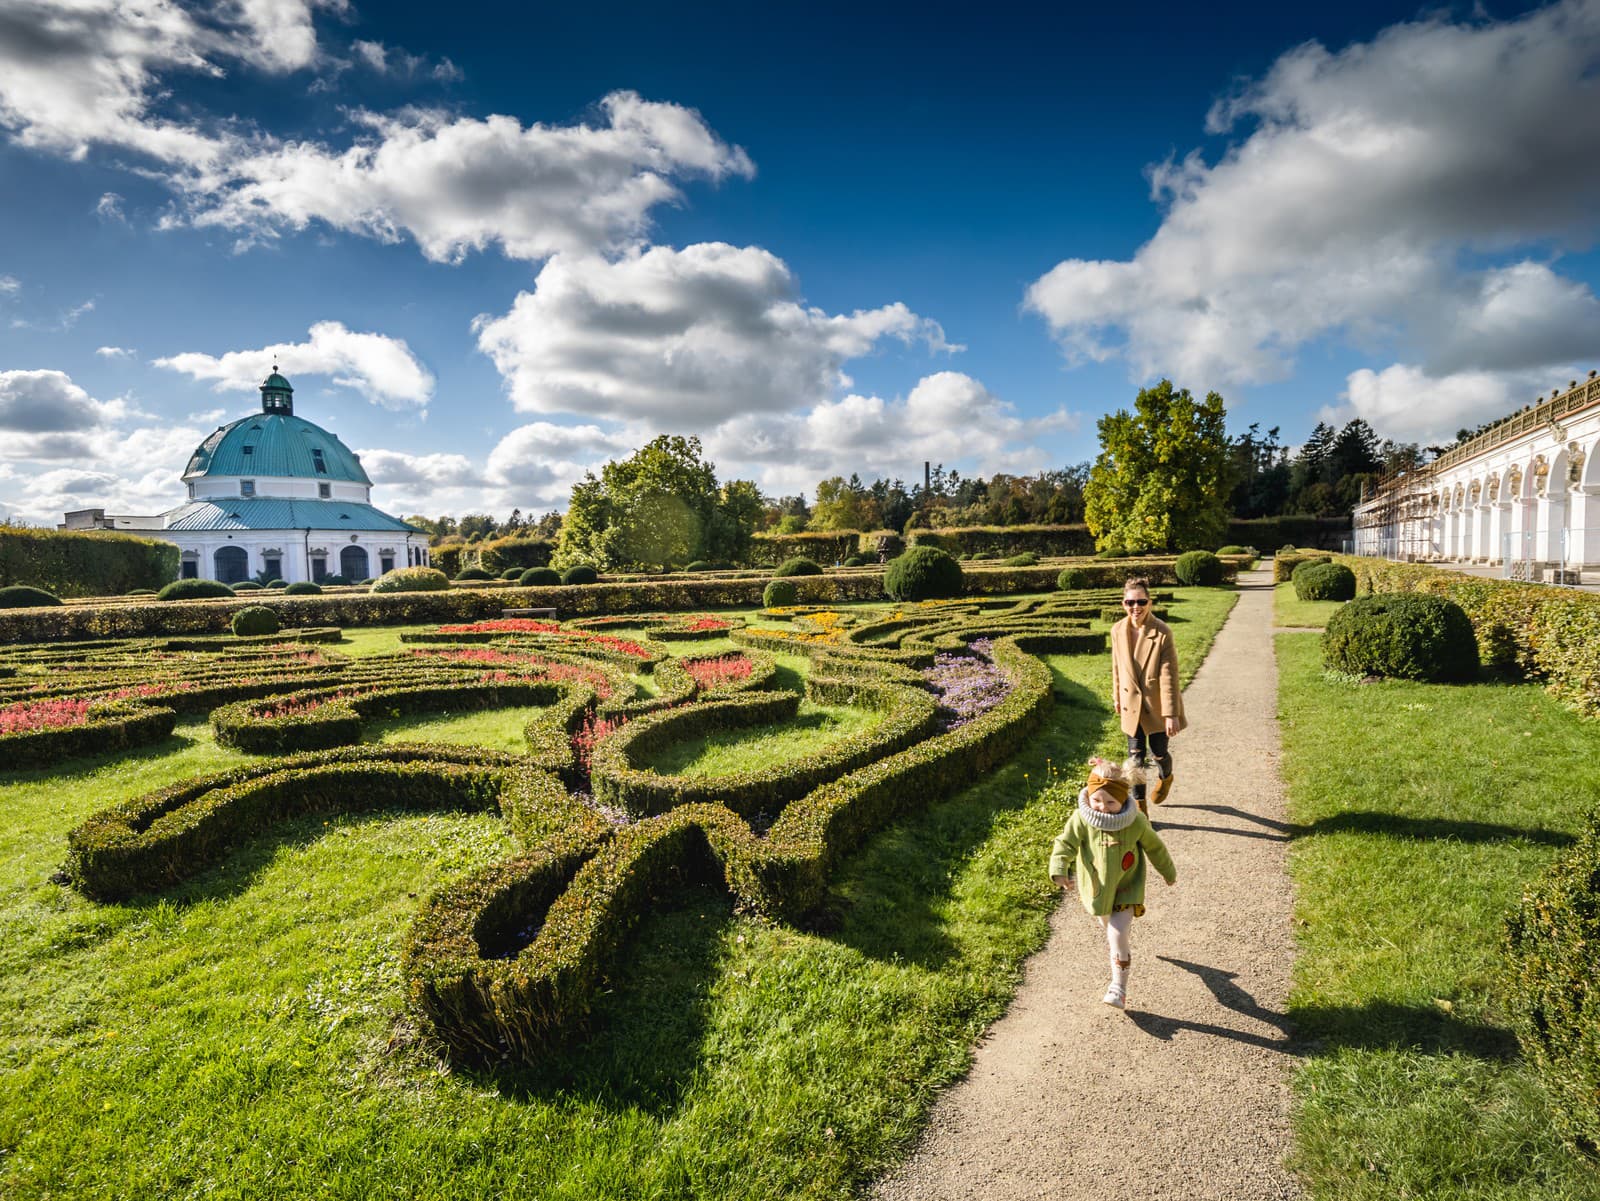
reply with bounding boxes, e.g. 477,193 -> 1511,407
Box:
2,0 -> 1597,525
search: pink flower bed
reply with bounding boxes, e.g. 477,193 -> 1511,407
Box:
683,656 -> 753,689
0,697 -> 93,736
685,616 -> 730,631
570,712 -> 627,775
431,620 -> 651,661
411,647 -> 615,697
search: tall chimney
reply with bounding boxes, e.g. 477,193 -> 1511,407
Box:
924,461 -> 931,492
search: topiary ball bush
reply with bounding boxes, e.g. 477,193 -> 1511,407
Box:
562,565 -> 598,585
773,556 -> 823,577
128,589 -> 157,597
763,578 -> 798,608
1217,544 -> 1248,555
1293,560 -> 1356,602
1322,593 -> 1479,682
501,567 -> 524,580
230,605 -> 281,637
685,560 -> 714,572
284,581 -> 322,596
454,567 -> 494,582
885,546 -> 964,602
157,578 -> 235,601
371,567 -> 450,594
265,579 -> 288,589
1502,811 -> 1600,1156
1174,550 -> 1225,586
1003,551 -> 1040,566
232,580 -> 263,592
1056,568 -> 1089,591
0,585 -> 63,608
842,555 -> 866,568
519,567 -> 561,587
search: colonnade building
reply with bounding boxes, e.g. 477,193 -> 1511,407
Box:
1353,369 -> 1600,578
62,370 -> 430,585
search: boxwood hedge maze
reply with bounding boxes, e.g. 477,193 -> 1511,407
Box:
0,590 -> 1166,1067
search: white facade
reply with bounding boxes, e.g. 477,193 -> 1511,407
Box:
1355,369 -> 1600,572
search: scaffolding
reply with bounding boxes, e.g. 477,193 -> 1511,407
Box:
1354,461 -> 1437,562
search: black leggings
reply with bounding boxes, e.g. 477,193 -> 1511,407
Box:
1126,729 -> 1172,800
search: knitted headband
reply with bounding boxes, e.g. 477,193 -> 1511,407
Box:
1086,770 -> 1129,804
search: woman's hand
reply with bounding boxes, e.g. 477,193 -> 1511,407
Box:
1164,717 -> 1179,737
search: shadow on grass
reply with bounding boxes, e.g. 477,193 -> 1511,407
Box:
1126,955 -> 1516,1061
819,673 -> 1111,970
1159,804 -> 1574,849
0,724 -> 209,788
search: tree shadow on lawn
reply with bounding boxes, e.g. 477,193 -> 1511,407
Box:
817,673 -> 1112,970
1159,804 -> 1574,850
0,723 -> 212,789
1127,955 -> 1517,1061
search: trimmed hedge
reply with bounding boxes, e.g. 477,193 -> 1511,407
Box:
519,567 -> 561,587
230,606 -> 280,637
885,546 -> 963,601
1322,592 -> 1479,682
284,581 -> 322,595
1174,550 -> 1225,587
1292,560 -> 1356,602
157,578 -> 235,601
0,526 -> 179,598
1056,568 -> 1088,591
454,567 -> 495,582
1,699 -> 178,771
764,579 -> 798,608
1274,552 -> 1331,583
772,556 -> 824,577
0,585 -> 62,608
748,532 -> 859,568
562,565 -> 598,586
1502,809 -> 1600,1155
371,566 -> 450,593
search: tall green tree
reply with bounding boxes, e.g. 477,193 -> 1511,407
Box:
1084,380 -> 1233,553
555,435 -> 758,570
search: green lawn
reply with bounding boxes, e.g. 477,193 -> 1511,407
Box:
1278,633 -> 1600,1200
1273,582 -> 1346,629
0,589 -> 1237,1200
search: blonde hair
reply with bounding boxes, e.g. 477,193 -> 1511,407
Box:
1086,755 -> 1150,786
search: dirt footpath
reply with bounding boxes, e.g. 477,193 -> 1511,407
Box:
874,569 -> 1300,1201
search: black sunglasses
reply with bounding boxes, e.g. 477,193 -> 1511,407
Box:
1123,599 -> 1148,607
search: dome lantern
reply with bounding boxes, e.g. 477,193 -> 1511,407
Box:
260,365 -> 294,415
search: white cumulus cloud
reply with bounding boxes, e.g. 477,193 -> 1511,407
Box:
153,320 -> 435,410
475,243 -> 955,425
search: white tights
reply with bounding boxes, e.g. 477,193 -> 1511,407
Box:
1098,908 -> 1134,969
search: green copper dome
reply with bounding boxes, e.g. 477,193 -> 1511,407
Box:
262,371 -> 293,392
184,412 -> 372,485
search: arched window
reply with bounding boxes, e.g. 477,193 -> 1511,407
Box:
340,545 -> 369,581
213,545 -> 249,584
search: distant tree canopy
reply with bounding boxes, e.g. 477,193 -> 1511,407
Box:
553,434 -> 763,570
1085,380 -> 1233,553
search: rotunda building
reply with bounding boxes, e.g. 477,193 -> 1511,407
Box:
157,370 -> 429,584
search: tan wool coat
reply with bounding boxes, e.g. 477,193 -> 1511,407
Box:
1110,614 -> 1187,737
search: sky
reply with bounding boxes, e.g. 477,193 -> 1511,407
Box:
2,0 -> 1598,527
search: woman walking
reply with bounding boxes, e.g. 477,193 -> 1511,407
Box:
1110,576 -> 1186,810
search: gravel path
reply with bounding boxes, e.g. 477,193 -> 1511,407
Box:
875,570 -> 1300,1201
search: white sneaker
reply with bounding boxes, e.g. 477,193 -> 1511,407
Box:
1102,982 -> 1126,1009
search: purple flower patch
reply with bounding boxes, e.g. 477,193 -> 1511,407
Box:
923,638 -> 1011,729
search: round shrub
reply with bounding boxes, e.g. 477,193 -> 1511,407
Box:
1293,560 -> 1356,602
1056,568 -> 1089,591
1174,550 -> 1225,587
519,567 -> 561,587
157,579 -> 235,601
454,567 -> 494,582
562,565 -> 598,586
773,556 -> 823,577
265,578 -> 288,590
1503,812 -> 1600,1155
284,581 -> 322,596
230,605 -> 281,637
842,555 -> 866,568
0,585 -> 63,608
763,578 -> 798,608
1322,593 -> 1479,682
884,546 -> 964,602
501,567 -> 524,580
1003,551 -> 1040,567
128,589 -> 157,597
371,567 -> 450,594
1217,544 -> 1248,555
322,574 -> 349,587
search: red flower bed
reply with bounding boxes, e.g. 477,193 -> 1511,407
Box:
570,711 -> 627,775
0,697 -> 93,735
682,656 -> 753,689
437,619 -> 563,635
685,616 -> 731,631
411,647 -> 614,697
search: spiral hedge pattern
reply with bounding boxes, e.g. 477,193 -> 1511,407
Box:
7,588 -> 1178,1064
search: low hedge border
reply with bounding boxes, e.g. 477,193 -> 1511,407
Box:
67,743 -> 519,900
1336,555 -> 1600,716
1,699 -> 178,772
1274,552 -> 1331,583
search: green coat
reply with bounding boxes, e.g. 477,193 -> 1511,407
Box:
1049,792 -> 1177,916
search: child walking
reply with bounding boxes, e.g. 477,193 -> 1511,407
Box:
1049,757 -> 1177,1009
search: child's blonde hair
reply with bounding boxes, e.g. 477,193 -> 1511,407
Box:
1086,755 -> 1151,787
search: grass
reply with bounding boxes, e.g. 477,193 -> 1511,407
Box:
0,589 -> 1237,1200
638,701 -> 884,777
1277,633 -> 1600,1200
1273,582 -> 1346,630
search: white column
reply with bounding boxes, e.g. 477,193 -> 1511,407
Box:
1487,504 -> 1509,564
1568,488 -> 1600,568
1538,495 -> 1566,564
1475,506 -> 1491,561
